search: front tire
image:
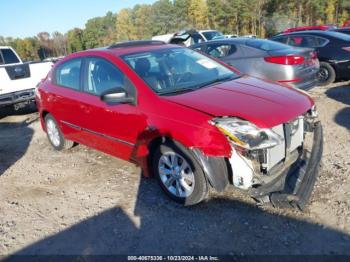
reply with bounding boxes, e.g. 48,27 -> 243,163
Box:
152,141 -> 208,206
45,114 -> 74,151
317,62 -> 336,86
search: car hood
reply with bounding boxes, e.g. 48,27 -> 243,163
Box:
163,76 -> 314,128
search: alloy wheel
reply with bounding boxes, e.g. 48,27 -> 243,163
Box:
158,152 -> 195,198
317,67 -> 329,82
46,119 -> 60,147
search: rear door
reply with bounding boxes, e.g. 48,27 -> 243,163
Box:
47,58 -> 86,144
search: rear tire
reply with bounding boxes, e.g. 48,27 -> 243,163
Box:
45,114 -> 74,151
317,62 -> 336,86
152,141 -> 208,206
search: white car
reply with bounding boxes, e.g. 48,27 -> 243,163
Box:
225,34 -> 239,38
152,30 -> 225,47
0,46 -> 53,110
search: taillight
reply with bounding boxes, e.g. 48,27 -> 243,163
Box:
264,55 -> 305,65
342,47 -> 350,52
311,51 -> 318,59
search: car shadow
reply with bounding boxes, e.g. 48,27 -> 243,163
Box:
0,106 -> 37,176
334,107 -> 350,130
325,84 -> 350,130
4,176 -> 350,257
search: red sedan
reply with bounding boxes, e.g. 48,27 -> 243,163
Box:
36,41 -> 323,209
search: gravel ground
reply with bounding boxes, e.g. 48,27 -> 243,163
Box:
0,83 -> 349,256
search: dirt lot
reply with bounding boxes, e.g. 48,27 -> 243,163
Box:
0,83 -> 349,256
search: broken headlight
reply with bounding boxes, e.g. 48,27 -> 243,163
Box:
212,117 -> 284,150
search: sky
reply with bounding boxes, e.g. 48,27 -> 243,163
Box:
0,0 -> 156,38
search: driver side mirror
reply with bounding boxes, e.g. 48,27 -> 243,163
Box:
100,87 -> 135,105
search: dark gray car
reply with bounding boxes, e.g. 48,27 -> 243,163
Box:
191,38 -> 320,90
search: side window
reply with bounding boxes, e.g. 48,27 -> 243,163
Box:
1,49 -> 20,64
55,59 -> 82,90
288,36 -> 303,46
273,37 -> 288,44
84,57 -> 125,96
315,37 -> 328,47
207,44 -> 236,58
190,33 -> 205,45
300,36 -> 317,47
289,36 -> 318,48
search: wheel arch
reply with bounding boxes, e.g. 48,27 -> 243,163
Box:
40,110 -> 51,131
147,136 -> 231,192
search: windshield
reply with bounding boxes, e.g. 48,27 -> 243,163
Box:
202,31 -> 224,40
122,47 -> 238,95
246,39 -> 289,51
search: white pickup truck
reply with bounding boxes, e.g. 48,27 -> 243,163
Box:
0,46 -> 53,110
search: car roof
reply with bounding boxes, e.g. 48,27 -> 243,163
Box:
275,30 -> 339,37
199,30 -> 220,33
192,37 -> 271,46
274,30 -> 350,42
72,41 -> 181,58
283,25 -> 334,33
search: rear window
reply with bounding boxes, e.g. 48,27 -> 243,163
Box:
202,31 -> 224,40
246,39 -> 289,51
0,52 -> 4,64
1,49 -> 20,64
207,43 -> 237,58
55,58 -> 82,90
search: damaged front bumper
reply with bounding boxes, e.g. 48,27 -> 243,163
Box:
249,121 -> 323,210
193,112 -> 323,210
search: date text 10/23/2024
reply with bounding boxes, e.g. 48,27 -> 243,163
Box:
127,256 -> 220,261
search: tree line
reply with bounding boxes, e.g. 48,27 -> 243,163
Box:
1,0 -> 350,61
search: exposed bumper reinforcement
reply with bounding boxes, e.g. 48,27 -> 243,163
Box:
0,88 -> 35,107
250,121 -> 323,210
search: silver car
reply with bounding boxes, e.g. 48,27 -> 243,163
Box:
191,38 -> 320,90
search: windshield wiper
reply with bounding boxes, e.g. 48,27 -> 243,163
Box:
157,75 -> 239,96
194,75 -> 238,90
158,87 -> 196,96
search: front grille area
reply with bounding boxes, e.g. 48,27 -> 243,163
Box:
264,117 -> 304,172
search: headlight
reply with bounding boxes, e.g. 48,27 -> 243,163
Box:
309,105 -> 318,118
212,117 -> 284,150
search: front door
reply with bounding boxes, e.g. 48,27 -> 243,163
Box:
79,56 -> 147,160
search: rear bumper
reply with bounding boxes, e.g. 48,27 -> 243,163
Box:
291,77 -> 319,90
332,60 -> 350,79
0,88 -> 35,107
250,121 -> 323,210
